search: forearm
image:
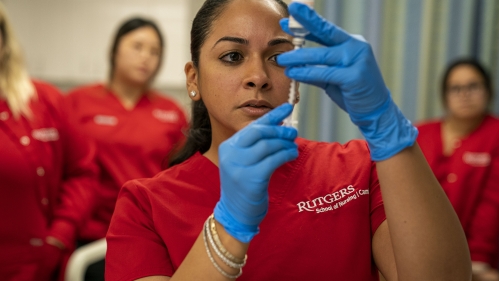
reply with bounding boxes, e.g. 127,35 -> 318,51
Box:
171,220 -> 249,281
171,105 -> 295,280
51,179 -> 94,245
376,144 -> 471,280
48,218 -> 77,249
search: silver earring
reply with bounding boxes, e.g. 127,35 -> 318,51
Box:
190,91 -> 197,97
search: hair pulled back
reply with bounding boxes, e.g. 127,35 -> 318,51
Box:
168,0 -> 289,167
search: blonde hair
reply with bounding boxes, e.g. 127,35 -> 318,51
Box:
0,2 -> 35,119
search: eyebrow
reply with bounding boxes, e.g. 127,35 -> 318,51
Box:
268,38 -> 293,47
212,36 -> 249,49
212,36 -> 293,49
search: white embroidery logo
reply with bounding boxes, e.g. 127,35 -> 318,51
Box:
32,128 -> 59,142
296,185 -> 369,214
94,115 -> 118,126
463,152 -> 491,167
152,109 -> 179,123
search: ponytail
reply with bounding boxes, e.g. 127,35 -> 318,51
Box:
168,99 -> 211,167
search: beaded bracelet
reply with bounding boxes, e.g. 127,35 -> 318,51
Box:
202,216 -> 243,279
209,214 -> 247,264
206,216 -> 246,269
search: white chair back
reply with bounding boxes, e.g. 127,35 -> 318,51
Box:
65,238 -> 107,281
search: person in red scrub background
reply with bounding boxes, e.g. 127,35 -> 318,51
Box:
0,3 -> 98,281
105,1 -> 471,280
65,17 -> 188,281
417,59 -> 499,281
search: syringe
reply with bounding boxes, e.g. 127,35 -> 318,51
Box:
282,0 -> 314,129
282,40 -> 301,128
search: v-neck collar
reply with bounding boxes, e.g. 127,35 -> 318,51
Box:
185,139 -> 308,205
438,115 -> 490,158
102,84 -> 152,112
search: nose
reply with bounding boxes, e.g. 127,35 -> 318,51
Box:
242,58 -> 271,90
140,49 -> 152,60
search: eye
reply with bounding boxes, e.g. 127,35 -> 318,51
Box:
133,43 -> 142,51
447,85 -> 461,95
150,48 -> 161,57
220,52 -> 244,64
468,82 -> 481,92
269,54 -> 279,62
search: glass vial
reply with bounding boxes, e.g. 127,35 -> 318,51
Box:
289,0 -> 315,45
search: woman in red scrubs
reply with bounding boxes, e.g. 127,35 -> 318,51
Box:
0,4 -> 98,280
66,17 -> 188,280
106,1 -> 471,280
417,59 -> 499,281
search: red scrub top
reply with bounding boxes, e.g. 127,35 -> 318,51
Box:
0,81 -> 98,280
66,84 -> 188,241
106,138 -> 385,281
417,115 -> 499,267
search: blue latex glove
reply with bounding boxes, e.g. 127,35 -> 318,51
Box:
214,104 -> 298,243
277,2 -> 418,161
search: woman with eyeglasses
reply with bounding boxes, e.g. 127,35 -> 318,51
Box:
417,58 -> 499,281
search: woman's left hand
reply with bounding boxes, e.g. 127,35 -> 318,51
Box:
46,236 -> 66,250
279,3 -> 387,116
472,262 -> 499,281
36,237 -> 64,279
473,270 -> 499,281
278,2 -> 418,161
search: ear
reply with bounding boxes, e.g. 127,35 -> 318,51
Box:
185,61 -> 201,101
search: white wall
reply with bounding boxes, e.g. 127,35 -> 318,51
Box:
2,0 -> 203,109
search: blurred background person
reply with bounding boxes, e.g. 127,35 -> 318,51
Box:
65,17 -> 188,281
417,58 -> 499,281
0,3 -> 98,281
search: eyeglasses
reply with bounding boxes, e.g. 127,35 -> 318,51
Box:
446,82 -> 485,96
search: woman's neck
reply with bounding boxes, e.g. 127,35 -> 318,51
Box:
204,135 -> 224,167
108,78 -> 147,110
203,148 -> 219,167
203,126 -> 238,167
443,114 -> 485,137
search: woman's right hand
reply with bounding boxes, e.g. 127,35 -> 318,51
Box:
214,104 -> 298,243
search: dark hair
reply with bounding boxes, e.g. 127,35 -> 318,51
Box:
0,21 -> 5,48
441,58 -> 493,106
168,0 -> 289,167
109,17 -> 164,80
